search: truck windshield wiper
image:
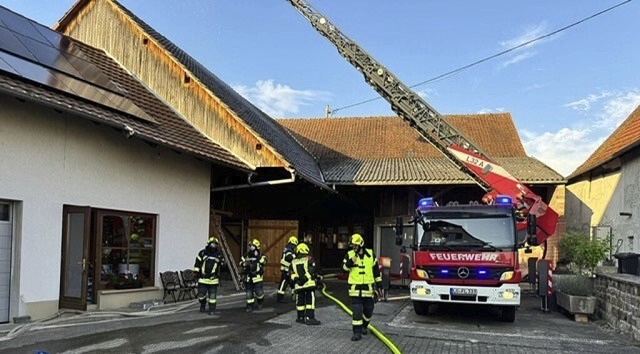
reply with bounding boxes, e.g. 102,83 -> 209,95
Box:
469,241 -> 502,252
421,244 -> 456,251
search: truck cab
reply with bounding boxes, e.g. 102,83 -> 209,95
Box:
409,196 -> 522,322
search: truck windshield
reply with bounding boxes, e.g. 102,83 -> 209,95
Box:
416,215 -> 515,250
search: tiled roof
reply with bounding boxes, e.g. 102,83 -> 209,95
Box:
93,0 -> 326,189
280,116 -> 565,185
0,18 -> 247,170
568,105 -> 640,179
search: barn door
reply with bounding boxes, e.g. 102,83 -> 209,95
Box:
247,220 -> 298,283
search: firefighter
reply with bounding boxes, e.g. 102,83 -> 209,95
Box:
342,233 -> 382,341
290,242 -> 321,325
277,235 -> 298,303
194,236 -> 225,315
239,239 -> 267,312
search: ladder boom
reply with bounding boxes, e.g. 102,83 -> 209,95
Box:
286,0 -> 559,243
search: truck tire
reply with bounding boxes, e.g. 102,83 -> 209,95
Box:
500,306 -> 516,322
413,301 -> 429,316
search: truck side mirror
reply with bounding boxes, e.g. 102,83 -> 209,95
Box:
527,213 -> 538,246
395,217 -> 403,246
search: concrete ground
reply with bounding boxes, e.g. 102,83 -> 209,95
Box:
0,280 -> 638,353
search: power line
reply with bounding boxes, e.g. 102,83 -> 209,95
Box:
331,0 -> 633,115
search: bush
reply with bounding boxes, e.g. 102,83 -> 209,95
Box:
553,274 -> 594,296
557,231 -> 610,275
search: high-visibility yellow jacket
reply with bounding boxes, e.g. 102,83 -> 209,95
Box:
291,255 -> 317,291
342,248 -> 382,297
194,249 -> 224,285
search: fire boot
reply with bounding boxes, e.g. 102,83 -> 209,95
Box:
257,298 -> 264,310
351,332 -> 362,341
277,294 -> 285,303
296,317 -> 305,324
361,326 -> 368,335
246,303 -> 253,313
305,317 -> 321,325
208,303 -> 216,315
199,302 -> 206,313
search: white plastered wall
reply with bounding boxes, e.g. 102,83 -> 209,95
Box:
0,95 -> 211,319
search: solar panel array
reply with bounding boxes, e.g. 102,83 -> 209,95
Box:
0,6 -> 154,123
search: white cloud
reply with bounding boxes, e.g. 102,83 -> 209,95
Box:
499,22 -> 549,68
521,128 -> 603,177
523,89 -> 640,177
232,80 -> 331,117
415,87 -> 436,100
477,107 -> 505,114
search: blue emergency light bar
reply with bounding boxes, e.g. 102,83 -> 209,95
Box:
417,197 -> 435,211
440,269 -> 449,274
495,195 -> 513,206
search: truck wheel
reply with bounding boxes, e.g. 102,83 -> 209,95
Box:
413,301 -> 429,316
500,306 -> 516,322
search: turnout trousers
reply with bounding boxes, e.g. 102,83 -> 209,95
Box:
351,296 -> 374,334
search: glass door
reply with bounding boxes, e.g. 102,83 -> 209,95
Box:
59,205 -> 90,310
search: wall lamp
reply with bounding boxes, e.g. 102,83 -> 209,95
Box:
620,212 -> 633,217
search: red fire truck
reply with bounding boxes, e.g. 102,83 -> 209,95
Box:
286,0 -> 559,322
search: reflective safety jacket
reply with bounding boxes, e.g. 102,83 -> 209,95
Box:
194,249 -> 224,285
342,248 -> 382,297
290,255 -> 317,292
240,251 -> 267,283
280,244 -> 295,273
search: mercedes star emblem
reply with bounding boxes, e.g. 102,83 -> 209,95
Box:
457,267 -> 470,279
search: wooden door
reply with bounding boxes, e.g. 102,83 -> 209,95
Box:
247,220 -> 298,283
59,205 -> 91,310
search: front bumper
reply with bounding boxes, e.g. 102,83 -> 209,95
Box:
410,281 -> 520,306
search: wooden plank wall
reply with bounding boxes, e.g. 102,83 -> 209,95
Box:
247,220 -> 298,283
60,0 -> 284,169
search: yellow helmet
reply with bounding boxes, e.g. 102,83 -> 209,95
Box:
251,239 -> 261,248
350,233 -> 364,247
208,236 -> 219,244
296,243 -> 309,254
288,236 -> 299,245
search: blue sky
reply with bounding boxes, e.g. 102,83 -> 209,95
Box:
2,0 -> 639,177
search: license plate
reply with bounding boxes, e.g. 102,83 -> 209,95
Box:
450,288 -> 477,296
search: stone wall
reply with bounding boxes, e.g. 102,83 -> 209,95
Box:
595,273 -> 640,341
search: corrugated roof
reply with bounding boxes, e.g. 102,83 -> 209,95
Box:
0,6 -> 247,171
568,105 -> 640,179
280,116 -> 565,185
71,0 -> 326,189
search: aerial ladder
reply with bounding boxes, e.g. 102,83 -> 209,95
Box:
286,0 -> 559,245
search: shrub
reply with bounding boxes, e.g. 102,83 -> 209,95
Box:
557,231 -> 610,275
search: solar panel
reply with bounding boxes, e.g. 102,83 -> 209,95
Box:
0,6 -> 155,123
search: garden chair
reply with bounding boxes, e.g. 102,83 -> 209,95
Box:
180,269 -> 198,300
159,271 -> 186,303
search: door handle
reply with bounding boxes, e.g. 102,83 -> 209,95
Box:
78,258 -> 86,271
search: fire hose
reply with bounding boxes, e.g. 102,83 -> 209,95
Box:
319,274 -> 402,354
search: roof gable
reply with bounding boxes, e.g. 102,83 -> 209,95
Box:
569,105 -> 640,179
55,0 -> 327,189
0,4 -> 247,171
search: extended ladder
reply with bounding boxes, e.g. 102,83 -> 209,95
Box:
212,218 -> 244,291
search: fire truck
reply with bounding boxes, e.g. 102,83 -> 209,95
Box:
286,1 -> 559,322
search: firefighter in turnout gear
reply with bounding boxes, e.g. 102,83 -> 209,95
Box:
277,236 -> 298,303
342,233 -> 382,341
240,239 -> 268,312
194,237 -> 225,315
290,243 -> 321,325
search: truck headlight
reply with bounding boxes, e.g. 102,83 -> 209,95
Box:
498,288 -> 519,299
415,269 -> 429,279
500,271 -> 514,281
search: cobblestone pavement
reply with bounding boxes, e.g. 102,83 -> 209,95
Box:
1,281 -> 639,353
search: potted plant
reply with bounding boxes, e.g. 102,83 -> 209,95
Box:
554,231 -> 610,321
110,272 -> 146,290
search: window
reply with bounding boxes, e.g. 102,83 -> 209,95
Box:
98,210 -> 155,290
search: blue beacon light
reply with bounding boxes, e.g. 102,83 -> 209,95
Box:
495,195 -> 512,206
418,197 -> 435,211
